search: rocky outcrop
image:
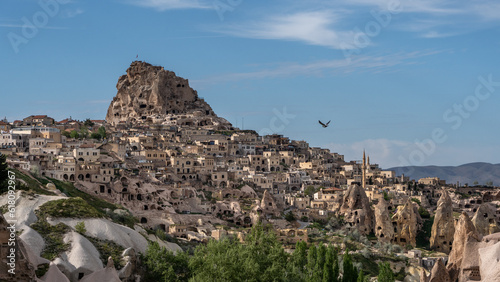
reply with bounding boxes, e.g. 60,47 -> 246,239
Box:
260,190 -> 280,217
118,248 -> 137,281
420,269 -> 429,282
478,234 -> 500,282
430,190 -> 455,254
374,198 -> 394,243
106,61 -> 232,129
471,203 -> 500,236
37,262 -> 70,282
446,212 -> 480,282
80,257 -> 121,282
0,214 -> 36,281
339,185 -> 374,234
391,199 -> 419,247
428,258 -> 450,282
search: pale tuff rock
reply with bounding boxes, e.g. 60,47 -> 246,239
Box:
339,185 -> 374,234
80,257 -> 121,282
260,190 -> 281,217
478,233 -> 500,282
391,199 -> 419,247
446,212 -> 478,282
430,190 -> 455,254
420,268 -> 429,282
56,231 -> 103,281
428,259 -> 450,282
37,262 -> 70,282
471,203 -> 500,236
374,197 -> 394,243
106,61 -> 232,129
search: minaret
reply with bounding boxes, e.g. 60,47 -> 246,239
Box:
362,150 -> 366,189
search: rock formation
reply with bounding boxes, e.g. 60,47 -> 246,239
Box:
374,198 -> 394,243
260,190 -> 280,217
420,269 -> 429,282
391,199 -> 419,247
471,203 -> 500,236
0,214 -> 36,281
430,190 -> 455,254
446,212 -> 480,282
80,257 -> 121,282
106,61 -> 232,129
37,262 -> 70,282
339,185 -> 374,234
428,258 -> 450,282
478,234 -> 500,282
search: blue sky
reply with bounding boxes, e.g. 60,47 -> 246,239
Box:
1,0 -> 500,168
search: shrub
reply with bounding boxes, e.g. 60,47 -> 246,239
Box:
75,221 -> 86,234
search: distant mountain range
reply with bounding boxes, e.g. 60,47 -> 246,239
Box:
387,162 -> 500,186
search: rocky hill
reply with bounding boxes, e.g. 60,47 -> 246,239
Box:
106,61 -> 232,129
388,162 -> 500,186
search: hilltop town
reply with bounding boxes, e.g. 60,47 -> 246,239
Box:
1,61 -> 500,281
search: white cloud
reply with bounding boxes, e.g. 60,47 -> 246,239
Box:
211,11 -> 360,49
325,139 -> 413,168
192,50 -> 443,85
126,0 -> 211,11
0,24 -> 68,30
62,8 -> 85,18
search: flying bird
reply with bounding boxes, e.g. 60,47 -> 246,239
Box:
318,120 -> 331,128
136,54 -> 138,58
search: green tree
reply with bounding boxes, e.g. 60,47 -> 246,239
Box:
323,246 -> 337,282
291,241 -> 308,276
142,241 -> 190,282
342,249 -> 358,282
285,211 -> 296,222
0,154 -> 8,192
357,270 -> 366,282
98,126 -> 107,139
70,130 -> 79,139
190,223 -> 289,281
314,244 -> 326,281
90,133 -> 101,140
61,131 -> 71,138
84,118 -> 94,127
332,248 -> 339,282
79,127 -> 89,139
377,262 -> 395,282
304,186 -> 318,197
306,245 -> 317,281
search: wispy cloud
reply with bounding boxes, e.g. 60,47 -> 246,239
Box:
193,50 -> 443,85
0,24 -> 68,30
326,138 -> 413,168
62,8 -> 85,18
125,0 -> 212,11
209,11 -> 360,49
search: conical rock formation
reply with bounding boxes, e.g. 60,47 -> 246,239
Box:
430,190 -> 455,253
339,185 -> 374,234
374,197 -> 394,243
